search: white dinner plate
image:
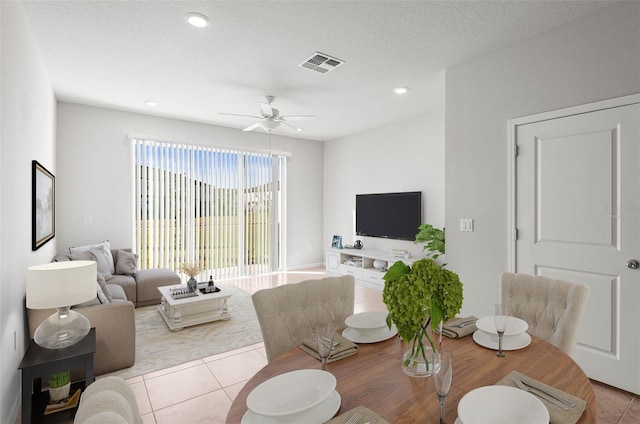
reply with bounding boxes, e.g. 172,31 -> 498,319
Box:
458,386 -> 549,424
242,390 -> 341,424
344,311 -> 388,330
472,330 -> 531,351
342,324 -> 398,343
246,369 -> 336,417
475,316 -> 529,336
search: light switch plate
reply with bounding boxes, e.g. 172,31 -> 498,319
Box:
460,218 -> 474,232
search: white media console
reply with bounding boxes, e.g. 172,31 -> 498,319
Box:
324,247 -> 417,291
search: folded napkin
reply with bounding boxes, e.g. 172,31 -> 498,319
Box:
299,332 -> 358,363
325,405 -> 388,424
437,316 -> 478,338
496,370 -> 587,424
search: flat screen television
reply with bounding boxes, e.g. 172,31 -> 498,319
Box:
356,191 -> 422,241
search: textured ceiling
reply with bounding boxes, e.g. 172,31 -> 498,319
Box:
21,1 -> 615,141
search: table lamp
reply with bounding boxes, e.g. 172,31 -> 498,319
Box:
26,261 -> 96,349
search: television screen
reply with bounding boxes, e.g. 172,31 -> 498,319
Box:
356,191 -> 422,241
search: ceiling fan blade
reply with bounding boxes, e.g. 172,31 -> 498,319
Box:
260,102 -> 274,117
242,123 -> 261,132
219,112 -> 262,119
280,115 -> 316,121
279,121 -> 302,132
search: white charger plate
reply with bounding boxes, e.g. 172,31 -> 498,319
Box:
342,324 -> 398,343
472,330 -> 531,351
242,391 -> 341,424
458,386 -> 549,424
344,311 -> 388,330
475,316 -> 529,336
246,369 -> 336,417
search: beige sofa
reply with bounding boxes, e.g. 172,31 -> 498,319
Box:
27,248 -> 180,376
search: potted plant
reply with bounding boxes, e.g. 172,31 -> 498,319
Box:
48,370 -> 71,402
414,224 -> 445,260
179,262 -> 201,292
383,257 -> 463,377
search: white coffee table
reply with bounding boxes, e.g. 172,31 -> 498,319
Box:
157,285 -> 232,331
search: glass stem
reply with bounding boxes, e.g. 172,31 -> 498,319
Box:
438,395 -> 446,424
321,357 -> 327,371
497,332 -> 505,357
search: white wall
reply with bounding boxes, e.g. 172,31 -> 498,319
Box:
324,110 -> 445,259
1,2 -> 57,422
445,2 -> 640,317
56,103 -> 325,270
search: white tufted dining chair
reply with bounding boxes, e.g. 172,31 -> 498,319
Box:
252,275 -> 355,362
500,272 -> 590,357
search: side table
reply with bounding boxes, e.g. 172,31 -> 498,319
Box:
19,328 -> 96,424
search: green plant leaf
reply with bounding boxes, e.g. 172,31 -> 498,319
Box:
382,260 -> 410,282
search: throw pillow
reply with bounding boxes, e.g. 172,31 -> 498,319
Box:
69,240 -> 115,275
96,281 -> 109,304
115,250 -> 138,276
97,273 -> 113,303
70,250 -> 112,280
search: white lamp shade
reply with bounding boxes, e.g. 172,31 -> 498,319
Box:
26,260 -> 97,309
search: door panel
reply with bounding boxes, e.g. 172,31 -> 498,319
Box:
516,102 -> 640,394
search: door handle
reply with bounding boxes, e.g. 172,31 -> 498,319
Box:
627,259 -> 640,269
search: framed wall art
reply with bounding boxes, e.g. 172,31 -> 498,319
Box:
32,160 -> 55,250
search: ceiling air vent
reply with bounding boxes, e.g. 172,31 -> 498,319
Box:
298,52 -> 344,74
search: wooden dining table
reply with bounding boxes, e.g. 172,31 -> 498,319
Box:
226,332 -> 597,423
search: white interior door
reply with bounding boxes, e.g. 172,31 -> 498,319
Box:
514,99 -> 640,394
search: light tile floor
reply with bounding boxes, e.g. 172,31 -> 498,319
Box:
41,268 -> 639,423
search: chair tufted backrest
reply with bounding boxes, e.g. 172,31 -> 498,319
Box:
252,275 -> 355,362
500,272 -> 590,357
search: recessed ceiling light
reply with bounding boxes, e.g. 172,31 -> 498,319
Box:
144,101 -> 158,107
185,12 -> 210,28
393,87 -> 409,95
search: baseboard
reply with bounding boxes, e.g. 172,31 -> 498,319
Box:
284,263 -> 325,271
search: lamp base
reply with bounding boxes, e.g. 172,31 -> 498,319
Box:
34,306 -> 91,349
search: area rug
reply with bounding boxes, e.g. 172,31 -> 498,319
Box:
108,284 -> 263,379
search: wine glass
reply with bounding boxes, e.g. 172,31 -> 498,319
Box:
494,304 -> 509,358
315,324 -> 335,371
434,351 -> 453,424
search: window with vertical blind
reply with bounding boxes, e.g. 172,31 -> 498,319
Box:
132,137 -> 284,280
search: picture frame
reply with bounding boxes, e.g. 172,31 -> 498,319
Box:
32,160 -> 55,250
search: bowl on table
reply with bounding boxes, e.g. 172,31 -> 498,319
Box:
342,311 -> 398,343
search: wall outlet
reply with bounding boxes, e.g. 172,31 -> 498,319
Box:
83,214 -> 92,224
460,218 -> 474,232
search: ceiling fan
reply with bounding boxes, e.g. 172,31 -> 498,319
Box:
219,96 -> 316,133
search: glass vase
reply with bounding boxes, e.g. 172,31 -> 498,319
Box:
401,344 -> 439,377
187,277 -> 197,292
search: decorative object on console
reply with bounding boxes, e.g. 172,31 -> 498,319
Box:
382,258 -> 463,377
179,262 -> 201,292
26,261 -> 97,349
32,160 -> 55,251
353,239 -> 363,249
373,259 -> 387,270
331,235 -> 343,249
